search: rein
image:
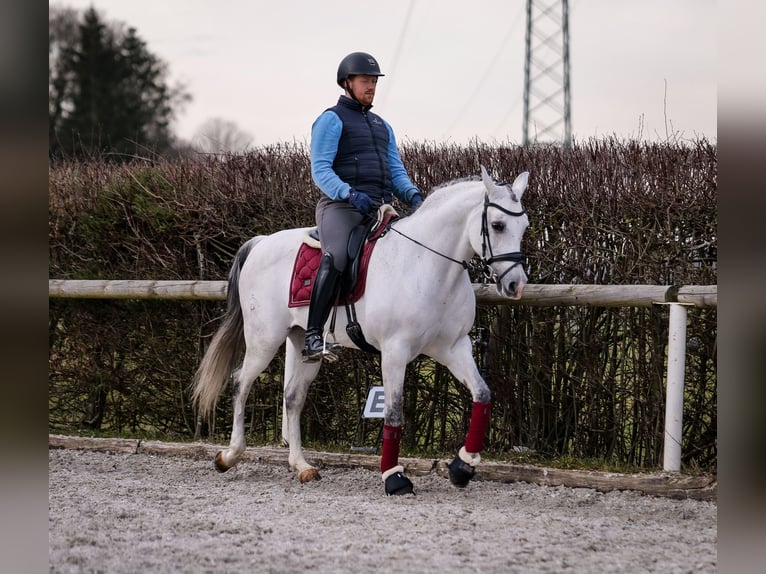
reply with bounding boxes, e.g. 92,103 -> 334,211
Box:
387,226 -> 473,270
387,192 -> 527,283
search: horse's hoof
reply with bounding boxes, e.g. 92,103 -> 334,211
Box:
446,456 -> 475,488
213,451 -> 231,473
384,471 -> 414,496
299,468 -> 321,483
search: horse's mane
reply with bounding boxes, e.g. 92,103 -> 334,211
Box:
430,175 -> 480,193
415,176 -> 481,213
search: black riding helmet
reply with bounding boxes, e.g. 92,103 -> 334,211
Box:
336,52 -> 385,88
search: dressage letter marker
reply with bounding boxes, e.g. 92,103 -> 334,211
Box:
362,386 -> 385,418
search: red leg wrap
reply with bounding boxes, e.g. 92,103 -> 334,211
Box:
465,401 -> 491,453
381,424 -> 402,473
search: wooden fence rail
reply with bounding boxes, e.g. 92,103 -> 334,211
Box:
48,280 -> 717,308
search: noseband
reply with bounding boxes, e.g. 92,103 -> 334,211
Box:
479,192 -> 527,284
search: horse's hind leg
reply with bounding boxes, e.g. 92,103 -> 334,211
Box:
431,336 -> 492,487
215,342 -> 280,472
282,329 -> 322,482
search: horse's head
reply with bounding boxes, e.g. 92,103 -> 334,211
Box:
475,165 -> 529,299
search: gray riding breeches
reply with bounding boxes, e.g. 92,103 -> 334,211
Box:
315,196 -> 367,273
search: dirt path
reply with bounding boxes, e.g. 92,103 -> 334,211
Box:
49,448 -> 716,573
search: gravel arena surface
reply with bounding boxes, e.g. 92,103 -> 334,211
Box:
49,448 -> 717,573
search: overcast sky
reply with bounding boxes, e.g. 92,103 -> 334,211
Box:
51,0 -> 716,148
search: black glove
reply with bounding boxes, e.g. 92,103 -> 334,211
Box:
410,192 -> 423,210
348,189 -> 373,215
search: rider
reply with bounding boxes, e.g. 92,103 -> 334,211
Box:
303,51 -> 424,362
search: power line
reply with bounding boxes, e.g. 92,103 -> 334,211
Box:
492,92 -> 524,141
378,0 -> 417,107
441,3 -> 525,140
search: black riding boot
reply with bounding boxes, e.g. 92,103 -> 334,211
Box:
302,253 -> 342,362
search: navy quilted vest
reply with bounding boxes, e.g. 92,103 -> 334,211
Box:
329,96 -> 392,203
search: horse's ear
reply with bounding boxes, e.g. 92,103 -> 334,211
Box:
482,165 -> 529,203
511,171 -> 529,201
480,165 -> 494,188
480,165 -> 504,201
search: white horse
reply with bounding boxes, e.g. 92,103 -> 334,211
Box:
191,165 -> 530,495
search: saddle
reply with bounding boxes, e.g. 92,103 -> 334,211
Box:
288,204 -> 398,308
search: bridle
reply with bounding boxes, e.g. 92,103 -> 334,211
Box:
479,192 -> 527,283
387,191 -> 527,284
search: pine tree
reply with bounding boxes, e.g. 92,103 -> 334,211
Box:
49,7 -> 190,160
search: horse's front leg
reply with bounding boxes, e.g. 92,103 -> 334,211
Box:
379,350 -> 415,496
433,335 -> 492,488
283,332 -> 322,483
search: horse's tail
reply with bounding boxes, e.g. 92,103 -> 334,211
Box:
191,236 -> 263,418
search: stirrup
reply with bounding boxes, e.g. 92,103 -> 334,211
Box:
320,332 -> 340,363
302,332 -> 340,363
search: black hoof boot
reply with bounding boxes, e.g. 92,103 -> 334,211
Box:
447,456 -> 476,488
384,471 -> 414,496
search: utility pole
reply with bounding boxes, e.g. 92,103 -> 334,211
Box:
522,0 -> 572,147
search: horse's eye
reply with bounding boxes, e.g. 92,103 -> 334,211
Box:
491,221 -> 505,232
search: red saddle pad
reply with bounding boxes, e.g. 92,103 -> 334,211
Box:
288,241 -> 376,308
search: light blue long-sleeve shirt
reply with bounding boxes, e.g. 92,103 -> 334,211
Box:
310,109 -> 419,202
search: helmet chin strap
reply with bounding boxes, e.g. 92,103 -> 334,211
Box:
345,81 -> 358,103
